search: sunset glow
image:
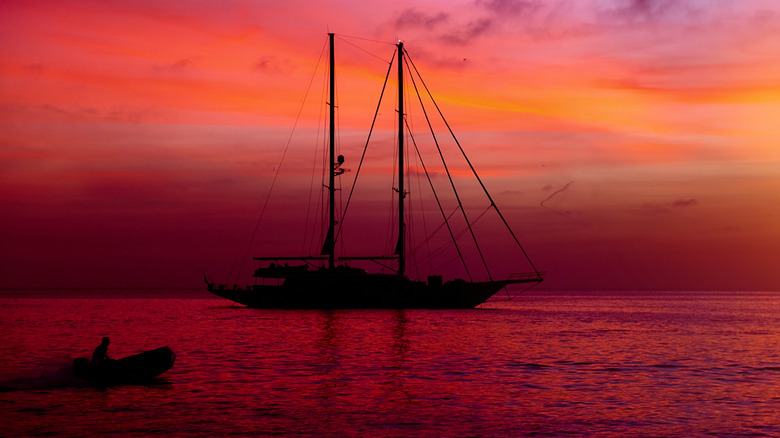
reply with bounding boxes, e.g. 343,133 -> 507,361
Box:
2,0 -> 779,290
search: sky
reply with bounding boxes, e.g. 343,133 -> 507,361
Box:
1,0 -> 779,291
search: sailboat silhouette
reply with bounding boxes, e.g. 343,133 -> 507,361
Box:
206,33 -> 544,309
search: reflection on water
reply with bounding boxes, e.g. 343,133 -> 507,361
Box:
2,291 -> 780,436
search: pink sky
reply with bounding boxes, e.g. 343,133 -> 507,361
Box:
2,0 -> 779,291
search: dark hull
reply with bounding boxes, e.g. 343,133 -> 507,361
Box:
208,272 -> 512,309
73,346 -> 176,384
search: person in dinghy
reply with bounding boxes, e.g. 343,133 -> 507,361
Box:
90,336 -> 113,371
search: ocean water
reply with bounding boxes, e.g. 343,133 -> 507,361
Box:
2,290 -> 780,437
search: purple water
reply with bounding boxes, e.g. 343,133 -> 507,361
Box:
2,290 -> 780,436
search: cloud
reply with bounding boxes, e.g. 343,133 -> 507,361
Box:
252,55 -> 295,73
621,0 -> 675,17
254,55 -> 281,71
436,0 -> 549,44
599,0 -> 730,25
476,0 -> 541,16
394,8 -> 450,29
0,103 -> 157,124
672,198 -> 698,208
440,18 -> 495,45
391,7 -> 493,46
25,63 -> 46,75
153,57 -> 199,73
641,198 -> 699,214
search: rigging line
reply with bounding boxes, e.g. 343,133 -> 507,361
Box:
405,51 -> 542,278
335,49 -> 397,243
501,280 -> 542,300
407,206 -> 459,257
402,70 -> 419,278
383,85 -> 399,258
409,133 -> 433,276
320,101 -> 329,250
406,119 -> 472,280
234,36 -> 329,283
335,34 -> 394,63
337,33 -> 397,46
403,51 -> 491,281
387,103 -> 399,255
429,253 -> 467,276
303,61 -> 330,254
421,206 -> 490,263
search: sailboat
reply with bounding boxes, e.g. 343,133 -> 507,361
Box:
206,33 -> 544,309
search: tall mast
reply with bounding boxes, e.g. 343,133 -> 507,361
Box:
324,32 -> 336,269
396,41 -> 405,276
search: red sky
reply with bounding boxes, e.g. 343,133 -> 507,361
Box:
2,0 -> 779,291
